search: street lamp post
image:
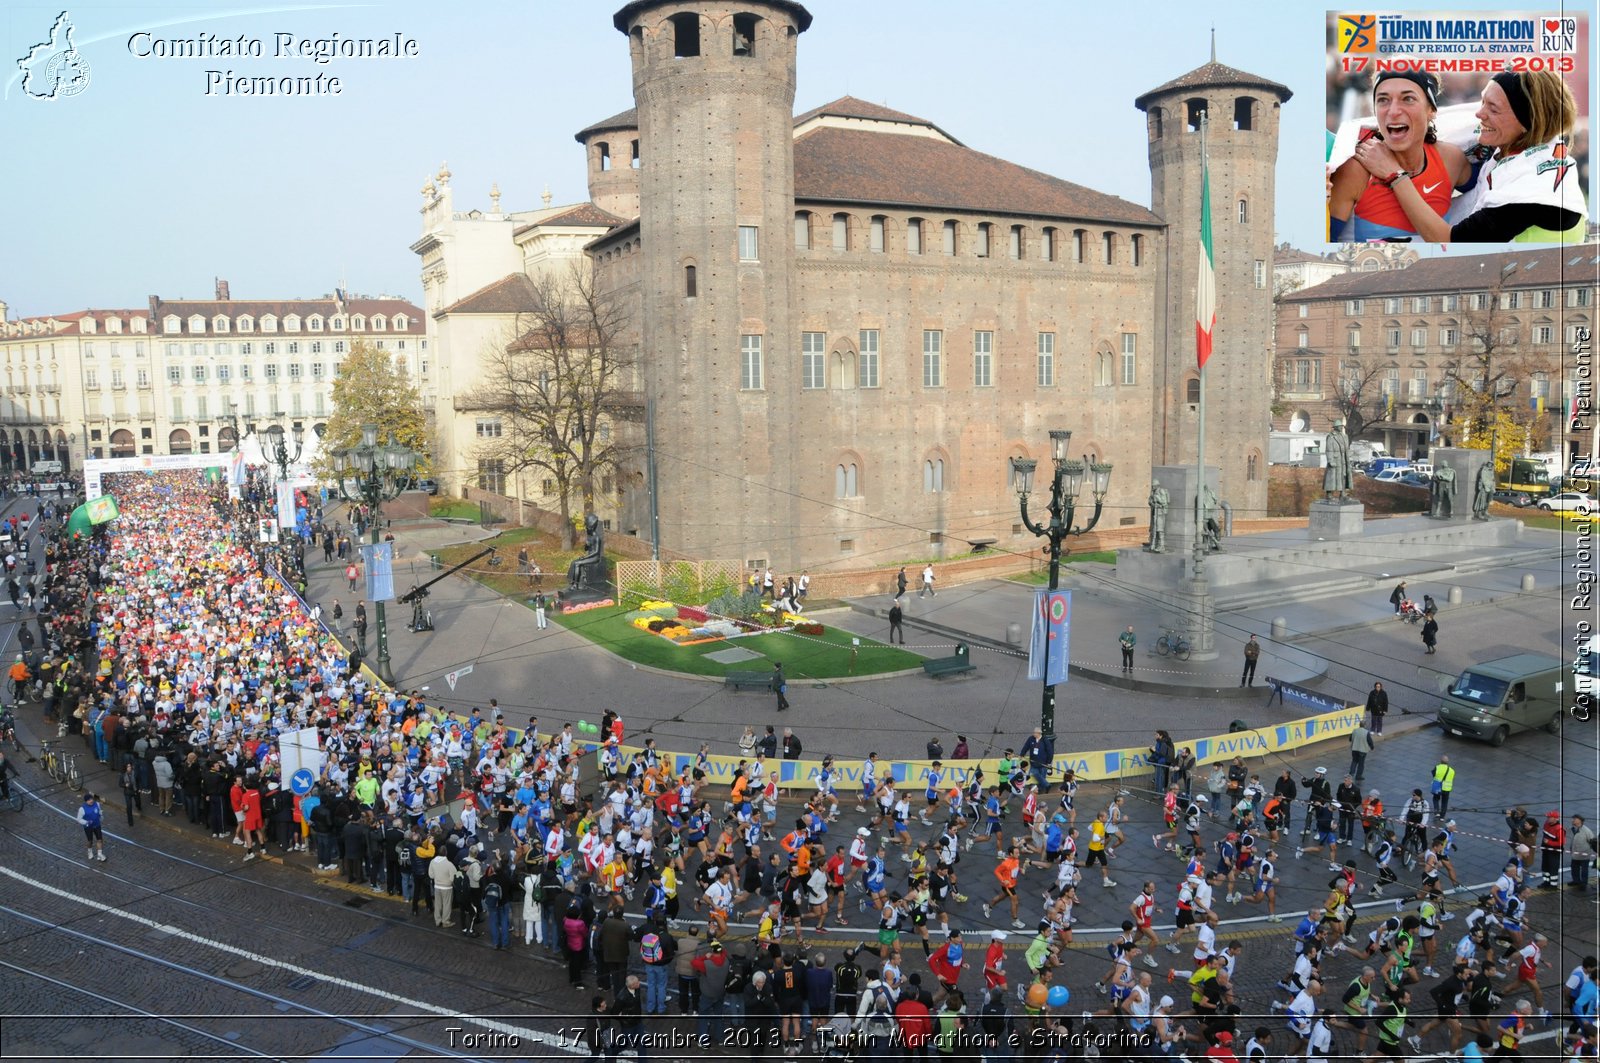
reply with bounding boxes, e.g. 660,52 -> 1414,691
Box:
264,423 -> 305,480
1010,429 -> 1113,742
330,423 -> 418,687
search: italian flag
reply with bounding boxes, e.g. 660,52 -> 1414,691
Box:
1195,159 -> 1216,370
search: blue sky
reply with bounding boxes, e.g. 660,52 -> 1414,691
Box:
0,0 -> 1593,317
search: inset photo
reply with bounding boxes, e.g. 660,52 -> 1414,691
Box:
1325,11 -> 1589,243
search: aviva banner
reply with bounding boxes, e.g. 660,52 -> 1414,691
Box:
610,704 -> 1368,791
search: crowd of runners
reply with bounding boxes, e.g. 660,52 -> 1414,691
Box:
21,468 -> 1597,1060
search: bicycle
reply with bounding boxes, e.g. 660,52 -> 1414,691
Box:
1155,628 -> 1193,661
1400,823 -> 1427,870
0,708 -> 21,752
39,740 -> 63,783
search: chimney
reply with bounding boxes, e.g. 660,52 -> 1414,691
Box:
215,277 -> 231,301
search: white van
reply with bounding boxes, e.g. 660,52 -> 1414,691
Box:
1349,441 -> 1389,465
29,460 -> 62,477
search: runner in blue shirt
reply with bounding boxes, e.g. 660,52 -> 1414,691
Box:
77,793 -> 106,862
920,763 -> 943,827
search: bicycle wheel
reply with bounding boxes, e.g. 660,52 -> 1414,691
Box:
1175,640 -> 1192,662
66,760 -> 82,792
1155,636 -> 1171,656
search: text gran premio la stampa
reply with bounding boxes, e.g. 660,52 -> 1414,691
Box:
127,31 -> 421,95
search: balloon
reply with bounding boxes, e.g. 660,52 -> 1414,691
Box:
1025,983 -> 1049,1009
1046,985 -> 1069,1008
578,719 -> 590,732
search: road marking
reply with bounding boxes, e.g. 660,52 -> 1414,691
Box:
0,864 -> 582,1056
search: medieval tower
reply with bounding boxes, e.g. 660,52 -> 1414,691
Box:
1136,58 -> 1291,519
614,0 -> 811,567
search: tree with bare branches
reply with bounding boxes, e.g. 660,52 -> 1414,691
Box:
461,264 -> 635,548
1330,359 -> 1388,441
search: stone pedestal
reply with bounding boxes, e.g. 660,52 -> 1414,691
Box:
1150,465 -> 1220,555
1308,499 -> 1364,540
1430,447 -> 1493,521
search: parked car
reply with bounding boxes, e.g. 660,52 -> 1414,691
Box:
1371,468 -> 1412,484
1537,491 -> 1594,513
1397,472 -> 1430,488
1492,489 -> 1534,508
416,478 -> 440,496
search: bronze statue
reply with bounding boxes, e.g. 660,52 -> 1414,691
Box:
1323,422 -> 1354,500
1472,461 -> 1494,521
1147,481 -> 1169,553
1428,464 -> 1457,519
566,512 -> 607,590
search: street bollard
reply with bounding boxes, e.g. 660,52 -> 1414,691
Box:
1271,616 -> 1288,640
1519,574 -> 1535,592
1449,585 -> 1463,604
1006,622 -> 1021,646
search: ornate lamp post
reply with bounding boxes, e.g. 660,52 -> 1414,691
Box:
1010,429 -> 1113,742
263,423 -> 306,480
330,423 -> 418,686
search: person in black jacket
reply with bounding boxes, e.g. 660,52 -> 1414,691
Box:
203,760 -> 231,837
613,975 -> 646,1057
177,752 -> 204,824
745,969 -> 781,1057
364,814 -> 386,890
383,818 -> 405,896
583,993 -> 616,1062
341,813 -> 369,884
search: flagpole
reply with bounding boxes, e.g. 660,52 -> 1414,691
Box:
1194,111 -> 1209,579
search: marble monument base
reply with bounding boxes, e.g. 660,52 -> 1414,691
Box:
1308,498 -> 1364,540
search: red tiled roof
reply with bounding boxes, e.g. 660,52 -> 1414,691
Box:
149,296 -> 424,333
793,126 -> 1161,226
439,273 -> 543,316
514,204 -> 627,238
0,308 -> 149,338
574,107 -> 638,143
1289,248 -> 1600,301
793,96 -> 961,142
1134,61 -> 1292,111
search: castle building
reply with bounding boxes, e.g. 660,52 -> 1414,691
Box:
422,1 -> 1290,571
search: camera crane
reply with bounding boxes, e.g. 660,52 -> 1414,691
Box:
399,547 -> 496,632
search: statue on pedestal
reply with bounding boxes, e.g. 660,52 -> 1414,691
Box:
1428,464 -> 1457,519
566,512 -> 608,591
1472,461 -> 1494,521
1147,481 -> 1169,553
1323,422 -> 1354,501
1201,486 -> 1225,552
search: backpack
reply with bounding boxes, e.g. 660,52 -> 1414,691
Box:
482,880 -> 503,906
640,932 -> 662,963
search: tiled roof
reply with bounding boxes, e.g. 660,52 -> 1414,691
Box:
516,203 -> 626,236
793,95 -> 962,145
1274,246 -> 1334,265
149,296 -> 425,333
0,309 -> 148,339
440,273 -> 543,316
1134,61 -> 1292,111
574,107 -> 638,143
1289,248 -> 1600,301
793,126 -> 1161,227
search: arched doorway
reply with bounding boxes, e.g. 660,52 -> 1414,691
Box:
1409,412 -> 1432,458
217,426 -> 238,452
169,428 -> 193,455
110,429 -> 135,457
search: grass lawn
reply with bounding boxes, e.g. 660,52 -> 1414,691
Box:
1014,551 -> 1119,583
429,499 -> 481,521
551,604 -> 922,679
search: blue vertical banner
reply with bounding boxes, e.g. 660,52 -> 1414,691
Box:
361,541 -> 395,602
1027,588 -> 1071,686
276,481 -> 298,529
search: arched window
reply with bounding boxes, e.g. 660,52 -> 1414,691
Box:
942,220 -> 957,255
1233,97 -> 1256,131
832,212 -> 849,251
1186,378 -> 1201,404
1131,234 -> 1143,267
870,215 -> 886,253
1095,352 -> 1114,387
1009,225 -> 1024,260
1185,97 -> 1207,132
168,428 -> 192,455
670,12 -> 701,57
976,222 -> 992,258
684,264 -> 697,298
1237,198 -> 1249,224
732,12 -> 758,56
1072,230 -> 1085,264
1041,227 -> 1056,262
906,218 -> 923,255
1150,106 -> 1164,140
794,212 -> 811,250
1103,232 -> 1116,265
1247,453 -> 1260,481
835,463 -> 859,498
923,458 -> 945,493
597,142 -> 611,170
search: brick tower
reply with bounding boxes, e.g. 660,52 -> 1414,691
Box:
1136,55 -> 1291,520
613,0 -> 812,568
